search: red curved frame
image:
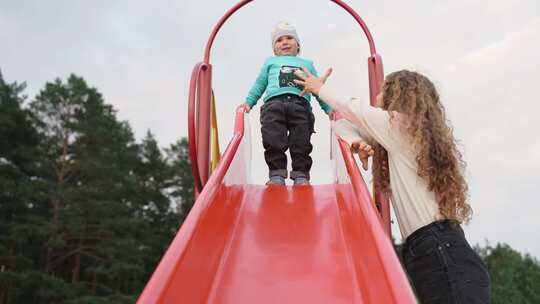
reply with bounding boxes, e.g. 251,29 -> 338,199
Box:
188,62 -> 204,191
187,0 -> 390,235
203,0 -> 378,62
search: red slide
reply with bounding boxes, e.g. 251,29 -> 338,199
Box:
137,108 -> 416,303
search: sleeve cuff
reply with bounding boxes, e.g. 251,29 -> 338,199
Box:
318,85 -> 330,103
332,119 -> 364,145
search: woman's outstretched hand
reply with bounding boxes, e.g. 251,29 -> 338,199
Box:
294,67 -> 333,96
351,140 -> 374,170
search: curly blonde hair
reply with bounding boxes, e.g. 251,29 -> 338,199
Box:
372,70 -> 472,223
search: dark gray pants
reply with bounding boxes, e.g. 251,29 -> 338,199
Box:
260,94 -> 314,180
403,220 -> 491,304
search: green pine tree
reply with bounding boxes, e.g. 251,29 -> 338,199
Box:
28,75 -> 144,302
166,138 -> 194,219
0,71 -> 52,304
135,132 -> 183,284
1,71 -> 197,303
478,243 -> 540,304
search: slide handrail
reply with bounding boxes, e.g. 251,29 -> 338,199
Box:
138,105 -> 247,303
336,138 -> 416,303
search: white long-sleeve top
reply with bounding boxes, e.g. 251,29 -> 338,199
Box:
318,85 -> 441,238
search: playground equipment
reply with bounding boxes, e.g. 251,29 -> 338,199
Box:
138,1 -> 416,303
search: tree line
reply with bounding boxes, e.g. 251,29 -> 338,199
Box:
0,71 -> 193,303
1,70 -> 539,303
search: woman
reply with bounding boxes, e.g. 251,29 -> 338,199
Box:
295,69 -> 491,303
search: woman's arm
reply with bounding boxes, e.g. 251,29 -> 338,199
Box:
293,66 -> 360,117
333,119 -> 374,170
318,85 -> 367,128
322,86 -> 398,151
333,119 -> 373,144
306,62 -> 332,114
295,68 -> 397,150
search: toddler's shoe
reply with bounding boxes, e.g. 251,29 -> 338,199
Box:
266,175 -> 286,186
294,177 -> 310,186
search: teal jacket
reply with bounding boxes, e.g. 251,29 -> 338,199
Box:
245,56 -> 332,113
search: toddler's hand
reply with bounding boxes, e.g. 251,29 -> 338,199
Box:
240,103 -> 251,113
327,111 -> 335,120
351,140 -> 374,170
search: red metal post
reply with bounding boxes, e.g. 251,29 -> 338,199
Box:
196,65 -> 212,186
368,53 -> 391,237
193,0 -> 254,191
188,63 -> 204,192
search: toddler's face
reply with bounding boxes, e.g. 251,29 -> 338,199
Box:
274,35 -> 299,56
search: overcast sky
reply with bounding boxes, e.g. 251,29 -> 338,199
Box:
2,0 -> 539,257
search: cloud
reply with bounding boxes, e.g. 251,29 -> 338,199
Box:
436,17 -> 540,256
1,0 -> 539,257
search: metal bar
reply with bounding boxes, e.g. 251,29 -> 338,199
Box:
188,63 -> 204,192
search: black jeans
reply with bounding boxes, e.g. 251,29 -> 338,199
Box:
260,94 -> 314,180
402,220 -> 491,304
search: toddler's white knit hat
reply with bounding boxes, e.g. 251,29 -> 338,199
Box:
271,22 -> 300,47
